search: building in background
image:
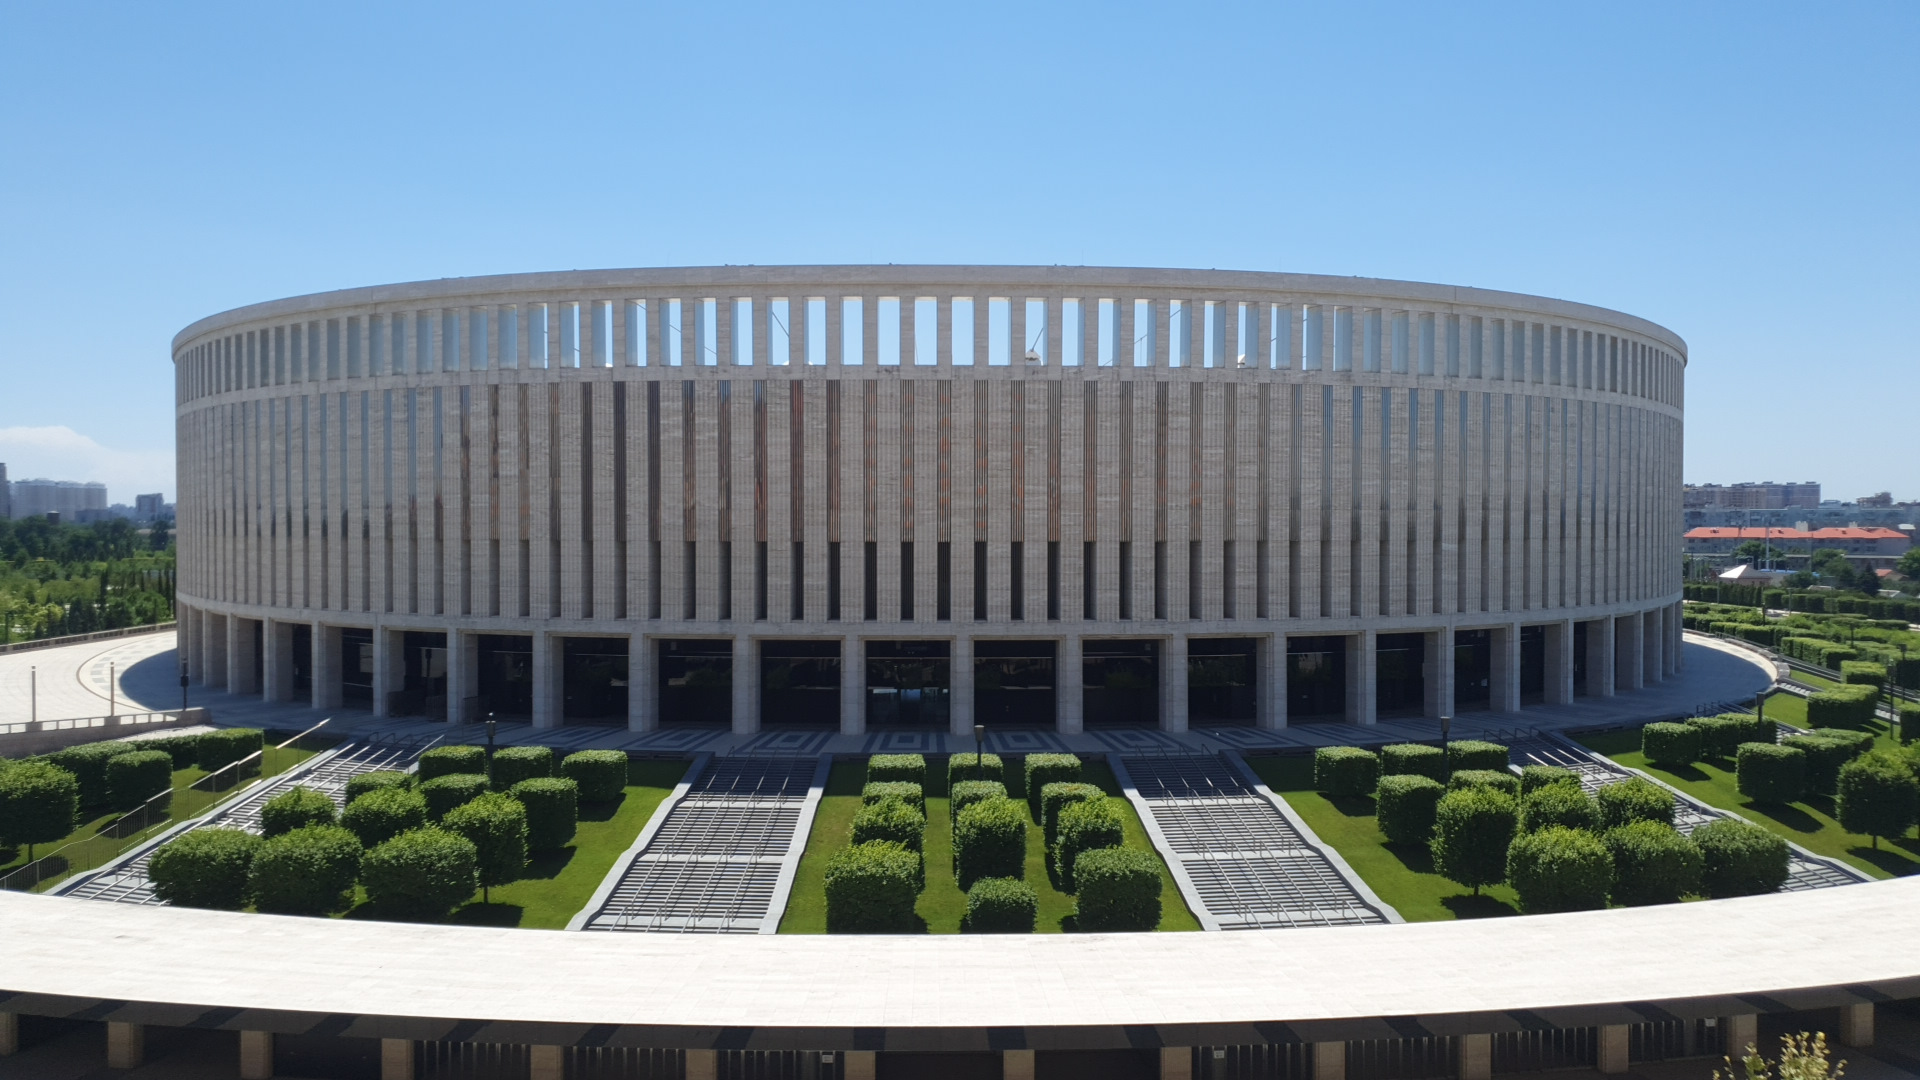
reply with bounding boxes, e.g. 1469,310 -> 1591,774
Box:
135,493 -> 167,519
10,478 -> 107,520
1683,525 -> 1912,569
1682,481 -> 1822,510
1858,492 -> 1895,507
0,463 -> 10,520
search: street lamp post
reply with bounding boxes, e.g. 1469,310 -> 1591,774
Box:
1440,713 -> 1452,781
973,724 -> 985,775
486,714 -> 498,780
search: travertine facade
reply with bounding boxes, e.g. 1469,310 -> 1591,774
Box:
173,267 -> 1685,733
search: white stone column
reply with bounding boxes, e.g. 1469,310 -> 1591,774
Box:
1596,1023 -> 1629,1074
531,629 -> 558,729
1162,634 -> 1189,733
1617,614 -> 1644,691
1840,1003 -> 1875,1047
1587,619 -> 1616,698
843,1050 -> 876,1080
1346,631 -> 1376,726
1259,634 -> 1287,730
106,1021 -> 144,1070
208,612 -> 229,689
840,634 -> 864,735
239,1030 -> 273,1080
950,635 -> 973,737
380,1037 -> 414,1080
227,617 -> 257,696
263,619 -> 294,703
733,634 -> 759,735
1160,1046 -> 1194,1080
1056,635 -> 1084,734
312,622 -> 341,710
1726,1014 -> 1757,1057
628,633 -> 656,732
685,1049 -> 717,1080
1644,609 -> 1662,683
186,606 -> 206,683
1458,1033 -> 1492,1080
373,627 -> 403,718
1491,623 -> 1522,714
447,630 -> 477,724
1424,628 -> 1454,718
529,1044 -> 564,1080
1545,619 -> 1575,705
1003,1049 -> 1035,1080
1313,1042 -> 1345,1080
0,1011 -> 16,1056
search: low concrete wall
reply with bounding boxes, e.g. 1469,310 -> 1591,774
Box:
0,708 -> 209,758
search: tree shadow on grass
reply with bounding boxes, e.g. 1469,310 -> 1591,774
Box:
1384,842 -> 1436,875
450,902 -> 527,927
1742,800 -> 1823,834
577,795 -> 627,824
1651,763 -> 1710,783
1326,795 -> 1377,818
1441,893 -> 1519,919
1846,844 -> 1920,877
522,848 -> 576,881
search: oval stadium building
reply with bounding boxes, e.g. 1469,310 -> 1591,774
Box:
172,267 -> 1685,733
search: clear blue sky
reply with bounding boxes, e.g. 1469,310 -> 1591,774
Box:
2,1 -> 1913,504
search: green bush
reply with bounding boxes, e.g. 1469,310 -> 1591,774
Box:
344,771 -> 412,804
1429,787 -> 1517,894
1836,751 -> 1919,846
851,796 -> 926,854
1380,743 -> 1447,781
247,824 -> 361,916
340,786 -> 429,847
1519,765 -> 1579,795
1040,782 -> 1103,847
1595,778 -> 1674,829
489,745 -> 552,791
964,877 -> 1037,933
947,751 -> 1004,787
259,785 -> 337,837
1785,733 -> 1865,796
1447,740 -> 1510,773
950,780 -> 1009,823
1736,743 -> 1806,804
1841,661 -> 1887,689
953,797 -> 1026,890
1808,727 -> 1875,756
560,750 -> 630,802
1684,715 -> 1744,758
1902,703 -> 1920,745
44,741 -> 139,808
824,841 -> 920,932
1448,769 -> 1520,798
1072,848 -> 1162,931
1314,746 -> 1380,798
1054,797 -> 1125,892
511,777 -> 579,851
416,744 -> 487,781
1641,723 -> 1703,767
147,734 -> 202,769
195,728 -> 264,773
1520,783 -> 1600,834
419,773 -> 489,821
1604,820 -> 1702,906
1691,818 -> 1790,897
148,827 -> 262,909
1023,754 -> 1082,816
1375,774 -> 1445,845
0,760 -> 78,857
105,750 -> 173,810
442,793 -> 529,894
358,827 -> 478,919
1806,685 -> 1879,729
1506,826 -> 1612,913
866,754 -> 926,786
862,781 -> 925,814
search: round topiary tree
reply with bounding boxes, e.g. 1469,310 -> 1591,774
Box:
1691,818 -> 1790,897
1447,770 -> 1521,799
964,876 -> 1037,933
1447,740 -> 1510,773
1072,848 -> 1162,931
340,786 -> 429,848
1518,765 -> 1580,795
823,840 -> 919,932
1506,826 -> 1613,913
560,750 -> 629,803
358,827 -> 479,920
105,750 -> 174,810
247,824 -> 362,916
1520,782 -> 1600,834
1430,787 -> 1517,895
489,745 -> 553,791
419,773 -> 490,821
510,776 -> 579,852
260,785 -> 337,838
1603,820 -> 1702,906
344,771 -> 412,804
1314,746 -> 1380,798
1054,798 -> 1125,892
1640,723 -> 1703,768
1039,782 -> 1104,848
1595,778 -> 1674,829
415,745 -> 486,782
953,796 -> 1025,890
1380,744 -> 1447,782
441,792 -> 529,903
1836,751 -> 1920,849
1376,775 -> 1446,846
148,827 -> 263,909
0,760 -> 78,861
1736,743 -> 1805,805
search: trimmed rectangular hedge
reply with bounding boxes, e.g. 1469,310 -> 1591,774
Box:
866,754 -> 926,787
1022,754 -> 1082,815
1806,684 -> 1878,729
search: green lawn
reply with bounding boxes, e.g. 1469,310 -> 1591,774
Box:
1246,755 -> 1520,922
780,757 -> 1200,933
344,759 -> 688,928
1577,727 -> 1920,880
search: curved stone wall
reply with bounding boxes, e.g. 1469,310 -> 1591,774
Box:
172,267 -> 1686,731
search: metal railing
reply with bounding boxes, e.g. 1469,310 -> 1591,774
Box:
0,621 -> 176,656
0,719 -> 333,893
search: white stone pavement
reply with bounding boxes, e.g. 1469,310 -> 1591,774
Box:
0,629 -> 1775,757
